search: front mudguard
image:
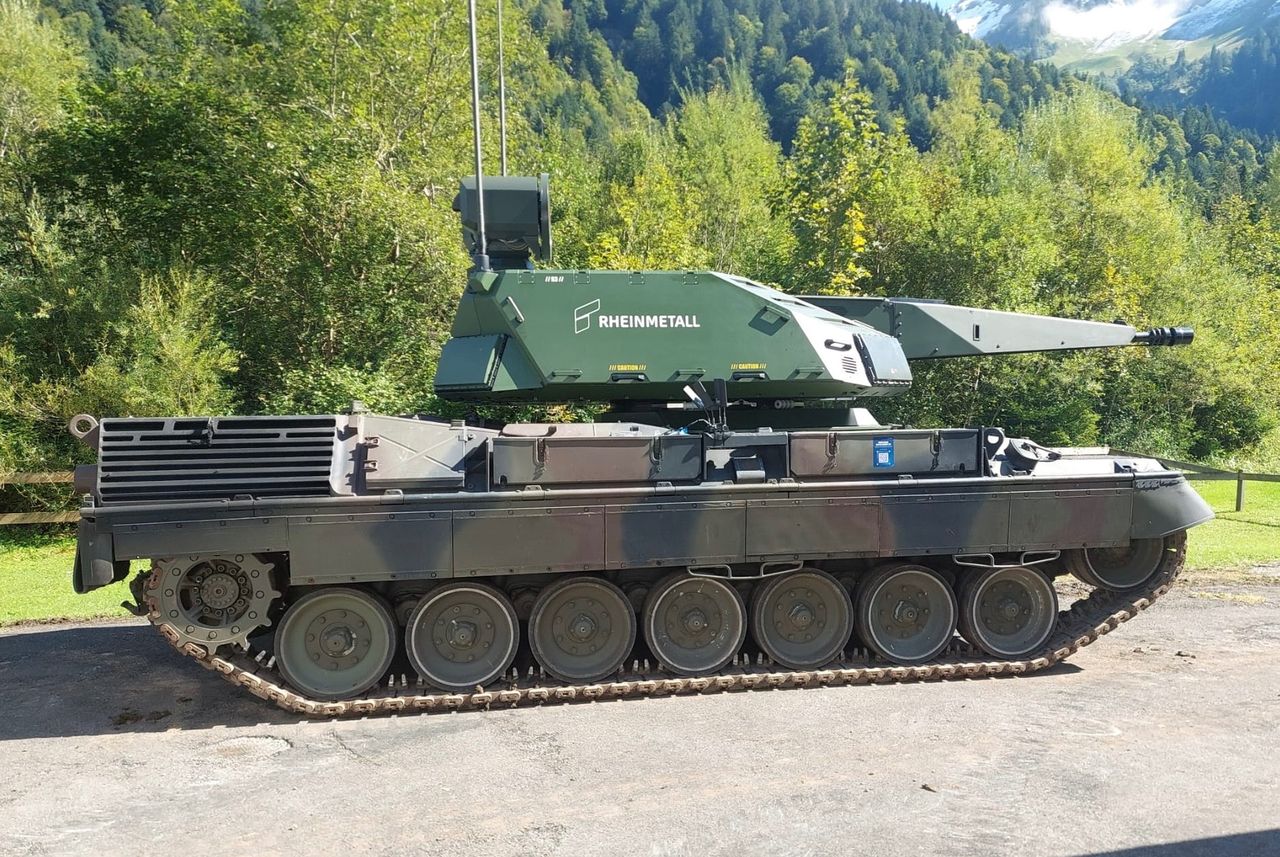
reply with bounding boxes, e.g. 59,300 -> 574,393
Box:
1131,475 -> 1214,539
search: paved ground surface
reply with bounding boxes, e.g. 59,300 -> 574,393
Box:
1,579 -> 1278,857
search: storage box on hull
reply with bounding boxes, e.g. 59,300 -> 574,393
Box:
790,429 -> 982,478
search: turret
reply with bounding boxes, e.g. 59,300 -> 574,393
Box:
435,175 -> 1192,418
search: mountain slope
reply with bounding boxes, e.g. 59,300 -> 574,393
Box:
935,0 -> 1280,70
556,0 -> 1066,147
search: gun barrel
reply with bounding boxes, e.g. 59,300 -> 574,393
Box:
1132,327 -> 1194,346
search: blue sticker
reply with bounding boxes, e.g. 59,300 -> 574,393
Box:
873,437 -> 895,469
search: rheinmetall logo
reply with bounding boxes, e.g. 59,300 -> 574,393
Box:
573,299 -> 700,334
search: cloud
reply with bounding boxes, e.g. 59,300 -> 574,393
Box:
1042,0 -> 1188,45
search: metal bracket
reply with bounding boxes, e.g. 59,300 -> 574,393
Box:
952,550 -> 1061,569
502,295 -> 525,324
688,560 -> 802,580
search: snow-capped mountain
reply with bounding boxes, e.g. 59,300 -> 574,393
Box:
932,0 -> 1280,63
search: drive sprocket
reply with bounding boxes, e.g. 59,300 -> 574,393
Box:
145,554 -> 280,651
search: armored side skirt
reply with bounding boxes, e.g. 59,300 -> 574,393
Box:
74,471 -> 1212,592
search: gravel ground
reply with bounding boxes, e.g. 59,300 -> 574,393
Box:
1,581 -> 1278,857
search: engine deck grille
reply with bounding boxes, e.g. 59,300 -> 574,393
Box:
97,416 -> 339,503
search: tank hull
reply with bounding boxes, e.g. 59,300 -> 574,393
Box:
68,413 -> 1212,710
76,466 -> 1210,592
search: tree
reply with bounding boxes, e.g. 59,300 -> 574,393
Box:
669,72 -> 789,278
779,74 -> 892,294
0,0 -> 83,164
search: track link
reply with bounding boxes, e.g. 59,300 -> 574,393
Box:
147,532 -> 1187,718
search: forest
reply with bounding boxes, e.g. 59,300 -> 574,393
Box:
1118,20 -> 1280,143
2,0 -> 1280,517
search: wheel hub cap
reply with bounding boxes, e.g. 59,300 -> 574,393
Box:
321,624 -> 357,657
788,603 -> 815,629
682,608 -> 708,634
306,610 -> 371,670
981,582 -> 1031,634
568,612 -> 598,642
894,600 -> 920,625
199,571 -> 241,610
446,619 -> 478,649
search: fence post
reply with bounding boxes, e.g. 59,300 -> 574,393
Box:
1236,470 -> 1245,512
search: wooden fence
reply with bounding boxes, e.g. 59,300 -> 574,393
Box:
0,471 -> 77,525
0,452 -> 1277,524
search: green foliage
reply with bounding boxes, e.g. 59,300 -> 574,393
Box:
575,0 -> 1065,147
1,0 -> 1278,524
54,270 -> 239,418
588,134 -> 709,270
668,73 -> 789,277
780,74 -> 893,294
0,0 -> 84,164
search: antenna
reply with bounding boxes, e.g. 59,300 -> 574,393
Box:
466,0 -> 490,271
497,0 -> 508,176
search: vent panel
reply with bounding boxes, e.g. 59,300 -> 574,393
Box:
97,416 -> 339,503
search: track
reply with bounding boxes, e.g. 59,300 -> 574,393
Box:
146,531 -> 1186,718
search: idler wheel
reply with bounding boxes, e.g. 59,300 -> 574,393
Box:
529,577 -> 635,683
643,573 -> 746,676
1065,538 -> 1167,592
406,583 -> 519,692
275,588 -> 398,701
855,563 -> 957,665
750,569 -> 852,669
957,566 -> 1059,658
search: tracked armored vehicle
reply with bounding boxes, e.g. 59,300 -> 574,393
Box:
66,172 -> 1213,715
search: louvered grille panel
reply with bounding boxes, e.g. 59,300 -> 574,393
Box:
97,416 -> 339,503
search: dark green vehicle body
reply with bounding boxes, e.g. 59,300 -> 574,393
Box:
68,174 -> 1212,700
73,412 -> 1209,593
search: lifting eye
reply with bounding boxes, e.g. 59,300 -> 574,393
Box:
823,339 -> 852,352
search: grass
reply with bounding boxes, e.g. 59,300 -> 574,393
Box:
0,532 -> 134,626
0,480 -> 1276,626
1184,479 -> 1280,572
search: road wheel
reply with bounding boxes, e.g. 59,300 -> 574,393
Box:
957,566 -> 1058,658
1064,538 -> 1168,592
856,564 -> 957,665
643,573 -> 746,676
750,569 -> 852,669
529,577 -> 635,683
406,583 -> 519,692
275,588 -> 397,701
